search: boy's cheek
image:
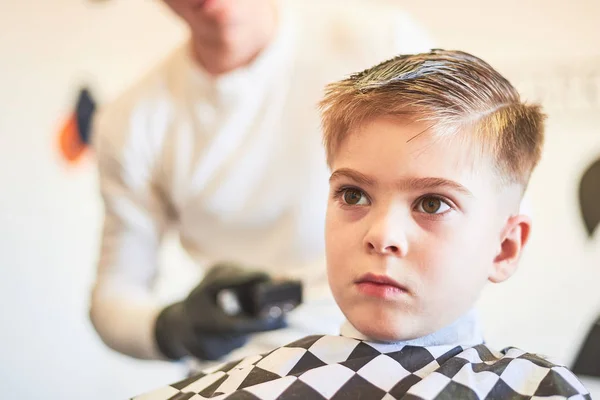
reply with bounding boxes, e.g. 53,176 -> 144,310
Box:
325,217 -> 347,259
422,248 -> 490,297
325,207 -> 353,239
326,219 -> 364,258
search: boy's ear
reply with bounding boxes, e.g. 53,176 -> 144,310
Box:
489,214 -> 532,283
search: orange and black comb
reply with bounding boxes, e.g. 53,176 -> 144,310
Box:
58,87 -> 96,163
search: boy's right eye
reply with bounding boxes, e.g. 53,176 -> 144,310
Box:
342,188 -> 370,206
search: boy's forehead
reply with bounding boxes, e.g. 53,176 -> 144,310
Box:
330,117 -> 496,190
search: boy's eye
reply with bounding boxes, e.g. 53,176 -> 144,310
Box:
417,196 -> 450,214
342,188 -> 369,206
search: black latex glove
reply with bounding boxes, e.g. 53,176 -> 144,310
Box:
154,264 -> 286,361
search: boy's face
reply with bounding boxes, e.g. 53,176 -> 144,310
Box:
326,117 -> 528,341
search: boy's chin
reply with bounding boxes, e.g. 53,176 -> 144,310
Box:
348,310 -> 424,343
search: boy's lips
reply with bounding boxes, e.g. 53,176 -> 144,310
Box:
354,273 -> 408,299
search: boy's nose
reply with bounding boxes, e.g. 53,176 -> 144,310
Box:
363,209 -> 408,257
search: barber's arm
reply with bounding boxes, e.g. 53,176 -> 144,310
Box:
89,109 -> 170,360
90,108 -> 286,361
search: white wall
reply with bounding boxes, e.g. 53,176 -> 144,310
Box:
0,1 -> 188,398
1,0 -> 599,399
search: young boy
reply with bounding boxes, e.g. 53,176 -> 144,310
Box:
133,50 -> 591,400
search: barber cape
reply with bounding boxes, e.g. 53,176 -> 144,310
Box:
133,314 -> 591,400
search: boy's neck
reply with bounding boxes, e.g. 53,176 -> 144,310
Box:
340,309 -> 484,348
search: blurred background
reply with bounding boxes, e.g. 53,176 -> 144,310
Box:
1,0 -> 599,398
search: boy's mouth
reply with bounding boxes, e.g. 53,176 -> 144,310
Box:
354,273 -> 408,299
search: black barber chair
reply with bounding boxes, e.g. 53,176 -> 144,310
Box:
572,157 -> 600,378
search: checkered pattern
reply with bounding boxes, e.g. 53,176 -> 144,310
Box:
133,335 -> 592,400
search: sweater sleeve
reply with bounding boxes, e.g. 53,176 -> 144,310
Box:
89,100 -> 171,360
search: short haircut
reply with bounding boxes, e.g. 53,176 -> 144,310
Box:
320,49 -> 546,188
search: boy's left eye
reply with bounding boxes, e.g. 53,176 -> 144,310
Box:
416,196 -> 451,214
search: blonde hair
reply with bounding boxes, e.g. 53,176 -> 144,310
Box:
320,49 -> 546,187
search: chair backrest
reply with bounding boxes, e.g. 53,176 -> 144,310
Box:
579,157 -> 600,238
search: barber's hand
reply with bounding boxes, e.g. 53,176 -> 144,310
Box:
154,264 -> 286,361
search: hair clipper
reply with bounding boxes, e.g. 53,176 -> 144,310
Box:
217,278 -> 303,319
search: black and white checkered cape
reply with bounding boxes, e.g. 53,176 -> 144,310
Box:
133,335 -> 591,400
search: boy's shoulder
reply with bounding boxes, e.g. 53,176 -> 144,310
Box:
132,336 -> 591,400
440,344 -> 591,399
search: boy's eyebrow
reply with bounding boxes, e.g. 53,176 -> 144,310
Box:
329,168 -> 474,197
329,169 -> 376,187
400,177 -> 474,197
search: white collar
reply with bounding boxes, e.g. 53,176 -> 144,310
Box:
339,309 -> 484,348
